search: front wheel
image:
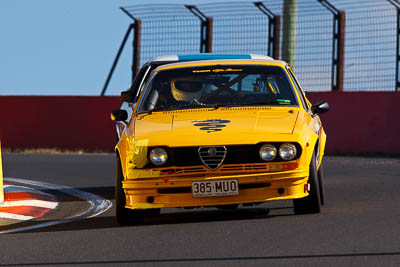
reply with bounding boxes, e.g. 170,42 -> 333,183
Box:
318,162 -> 326,206
293,153 -> 321,214
115,155 -> 145,225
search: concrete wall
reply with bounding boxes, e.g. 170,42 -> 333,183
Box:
0,93 -> 399,154
0,96 -> 120,151
307,92 -> 400,154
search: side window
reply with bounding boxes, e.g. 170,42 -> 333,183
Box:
131,65 -> 153,103
287,66 -> 309,110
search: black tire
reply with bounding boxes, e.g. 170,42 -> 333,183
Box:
293,153 -> 321,214
115,155 -> 144,225
317,162 -> 326,206
216,204 -> 239,210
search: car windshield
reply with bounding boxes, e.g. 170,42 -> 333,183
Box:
138,65 -> 298,113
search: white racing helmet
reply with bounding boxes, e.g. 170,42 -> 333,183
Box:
171,78 -> 203,101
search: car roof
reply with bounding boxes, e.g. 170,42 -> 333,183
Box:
151,53 -> 274,62
153,58 -> 286,72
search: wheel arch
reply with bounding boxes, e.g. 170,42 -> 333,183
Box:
115,148 -> 127,180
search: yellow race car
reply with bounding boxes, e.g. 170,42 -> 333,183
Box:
111,54 -> 329,224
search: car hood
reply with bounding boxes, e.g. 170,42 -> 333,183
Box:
134,107 -> 299,147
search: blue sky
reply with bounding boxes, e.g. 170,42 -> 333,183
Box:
1,0 -> 395,95
0,0 -> 255,96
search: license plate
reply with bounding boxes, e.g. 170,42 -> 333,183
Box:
192,179 -> 239,197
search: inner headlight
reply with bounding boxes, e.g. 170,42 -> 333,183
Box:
259,144 -> 277,161
149,148 -> 168,166
279,143 -> 297,160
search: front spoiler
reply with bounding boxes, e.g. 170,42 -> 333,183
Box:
122,169 -> 309,210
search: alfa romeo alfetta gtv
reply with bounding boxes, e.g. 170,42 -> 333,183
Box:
111,54 -> 329,224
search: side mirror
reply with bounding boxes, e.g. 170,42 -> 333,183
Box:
111,109 -> 128,122
121,90 -> 130,102
311,101 -> 329,115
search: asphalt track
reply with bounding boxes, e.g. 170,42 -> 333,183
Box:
0,153 -> 399,266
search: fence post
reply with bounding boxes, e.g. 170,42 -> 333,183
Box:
120,7 -> 143,84
254,2 -> 281,59
100,23 -> 134,96
132,19 -> 142,79
185,5 -> 213,53
318,0 -> 345,92
101,8 -> 142,96
282,0 -> 297,67
0,141 -> 4,204
205,17 -> 213,53
388,0 -> 400,91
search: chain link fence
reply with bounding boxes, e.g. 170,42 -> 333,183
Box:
197,3 -> 270,55
105,1 -> 400,93
334,1 -> 397,91
259,0 -> 334,92
122,4 -> 201,65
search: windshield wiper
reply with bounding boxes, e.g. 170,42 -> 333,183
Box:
148,101 -> 237,113
239,99 -> 292,106
174,102 -> 238,110
148,105 -> 168,114
173,99 -> 217,110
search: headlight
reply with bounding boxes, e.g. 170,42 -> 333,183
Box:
279,143 -> 297,160
149,148 -> 168,166
259,144 -> 277,161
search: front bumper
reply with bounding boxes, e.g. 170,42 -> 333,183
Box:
123,164 -> 309,210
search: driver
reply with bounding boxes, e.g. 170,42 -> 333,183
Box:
171,78 -> 203,102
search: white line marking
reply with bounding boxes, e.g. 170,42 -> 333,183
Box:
3,184 -> 54,196
0,200 -> 59,209
0,212 -> 34,221
0,177 -> 112,234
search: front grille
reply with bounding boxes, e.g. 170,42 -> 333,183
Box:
198,146 -> 227,170
145,143 -> 301,169
162,145 -> 260,168
220,164 -> 269,172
